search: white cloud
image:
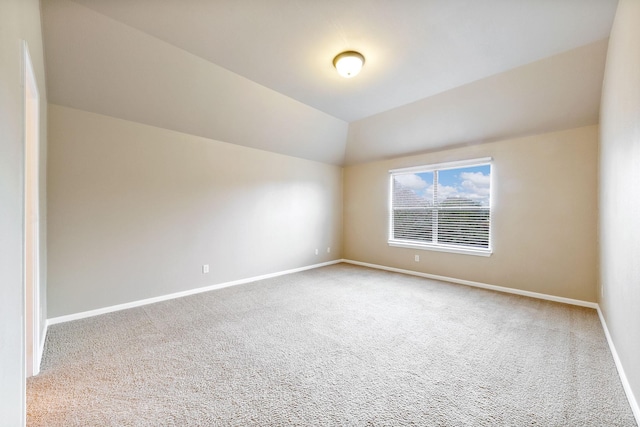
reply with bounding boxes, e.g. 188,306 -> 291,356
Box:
461,172 -> 490,187
459,171 -> 490,204
395,174 -> 429,190
427,184 -> 458,200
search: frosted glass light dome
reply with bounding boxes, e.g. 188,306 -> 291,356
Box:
333,51 -> 365,78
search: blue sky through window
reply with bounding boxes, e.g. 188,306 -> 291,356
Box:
394,164 -> 490,206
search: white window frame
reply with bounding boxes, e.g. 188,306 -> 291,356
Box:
388,157 -> 493,257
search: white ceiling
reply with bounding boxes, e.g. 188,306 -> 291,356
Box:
346,39 -> 608,164
42,0 -> 618,165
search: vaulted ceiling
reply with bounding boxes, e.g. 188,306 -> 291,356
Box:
41,0 -> 618,165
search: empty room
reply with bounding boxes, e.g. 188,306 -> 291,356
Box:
2,0 -> 640,425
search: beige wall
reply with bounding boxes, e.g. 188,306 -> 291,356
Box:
0,0 -> 48,424
47,105 -> 342,318
344,126 -> 598,302
599,0 -> 640,416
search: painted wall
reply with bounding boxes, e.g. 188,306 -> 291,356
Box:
47,105 -> 342,318
344,126 -> 598,302
0,0 -> 48,424
599,0 -> 640,417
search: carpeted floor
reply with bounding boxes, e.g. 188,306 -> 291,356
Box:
28,263 -> 637,426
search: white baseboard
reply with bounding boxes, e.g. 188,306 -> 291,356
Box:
342,259 -> 598,308
596,307 -> 640,424
47,260 -> 342,325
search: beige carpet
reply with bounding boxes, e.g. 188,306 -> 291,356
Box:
28,263 -> 636,426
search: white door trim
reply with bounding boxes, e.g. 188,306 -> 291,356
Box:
23,40 -> 41,378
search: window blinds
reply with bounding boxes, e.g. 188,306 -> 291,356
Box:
389,159 -> 491,253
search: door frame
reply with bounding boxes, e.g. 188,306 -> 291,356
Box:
23,40 -> 41,378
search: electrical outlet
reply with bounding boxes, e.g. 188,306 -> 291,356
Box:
315,249 -> 319,255
327,247 -> 331,253
414,255 -> 420,262
202,264 -> 209,274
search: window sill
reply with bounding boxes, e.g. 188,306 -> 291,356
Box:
388,240 -> 492,257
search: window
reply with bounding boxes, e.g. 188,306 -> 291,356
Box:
389,158 -> 492,256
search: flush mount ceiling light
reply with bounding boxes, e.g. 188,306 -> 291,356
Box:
333,51 -> 365,78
